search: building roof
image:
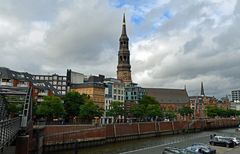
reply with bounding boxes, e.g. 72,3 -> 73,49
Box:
145,88 -> 189,104
71,82 -> 105,89
0,67 -> 60,95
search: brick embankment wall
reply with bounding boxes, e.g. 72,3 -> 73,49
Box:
43,125 -> 95,136
44,127 -> 105,145
35,118 -> 239,153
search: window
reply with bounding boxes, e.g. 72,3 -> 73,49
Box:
49,77 -> 52,80
114,95 -> 116,100
53,75 -> 57,80
44,76 -> 48,80
40,76 -> 44,80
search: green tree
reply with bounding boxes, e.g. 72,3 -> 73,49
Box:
205,106 -> 218,118
130,95 -> 161,121
164,110 -> 176,121
178,106 -> 194,116
36,96 -> 65,120
106,101 -> 125,123
146,104 -> 161,120
64,91 -> 88,118
139,95 -> 159,107
130,104 -> 144,119
79,100 -> 103,119
6,102 -> 23,117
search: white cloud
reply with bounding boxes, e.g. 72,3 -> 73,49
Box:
0,0 -> 240,98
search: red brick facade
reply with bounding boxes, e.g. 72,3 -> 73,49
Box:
41,118 -> 239,146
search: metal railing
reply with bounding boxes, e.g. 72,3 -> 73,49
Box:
0,117 -> 21,152
0,86 -> 33,152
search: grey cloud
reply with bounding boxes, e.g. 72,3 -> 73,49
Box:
131,0 -> 240,98
184,36 -> 203,54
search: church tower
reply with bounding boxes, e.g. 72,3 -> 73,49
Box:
117,14 -> 132,83
200,82 -> 205,96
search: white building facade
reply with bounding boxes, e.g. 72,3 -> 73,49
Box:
102,78 -> 125,124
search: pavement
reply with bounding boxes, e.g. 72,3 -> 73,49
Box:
219,146 -> 240,154
118,129 -> 240,154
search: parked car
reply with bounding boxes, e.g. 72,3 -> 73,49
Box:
236,125 -> 240,132
218,136 -> 240,145
185,143 -> 216,154
209,136 -> 235,148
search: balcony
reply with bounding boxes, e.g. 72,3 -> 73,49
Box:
17,83 -> 29,87
38,92 -> 48,96
0,82 -> 13,86
37,98 -> 44,102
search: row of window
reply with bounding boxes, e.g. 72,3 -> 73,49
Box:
126,96 -> 140,100
34,75 -> 66,81
113,84 -> 124,89
125,91 -> 145,95
113,89 -> 124,95
113,95 -> 124,101
52,81 -> 66,86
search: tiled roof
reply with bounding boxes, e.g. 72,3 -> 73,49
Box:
145,88 -> 189,104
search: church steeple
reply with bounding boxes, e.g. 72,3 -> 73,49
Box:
117,14 -> 132,84
200,82 -> 205,96
121,13 -> 127,36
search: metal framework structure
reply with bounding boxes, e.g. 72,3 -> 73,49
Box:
0,86 -> 32,152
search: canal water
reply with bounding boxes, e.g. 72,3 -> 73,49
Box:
47,128 -> 239,154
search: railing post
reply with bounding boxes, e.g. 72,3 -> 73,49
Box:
16,135 -> 29,154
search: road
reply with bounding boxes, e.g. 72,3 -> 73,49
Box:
119,129 -> 240,154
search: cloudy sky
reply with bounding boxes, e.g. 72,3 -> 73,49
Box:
0,0 -> 240,98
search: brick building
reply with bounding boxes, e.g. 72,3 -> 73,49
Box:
189,82 -> 218,118
71,75 -> 105,109
0,67 -> 61,103
145,88 -> 189,111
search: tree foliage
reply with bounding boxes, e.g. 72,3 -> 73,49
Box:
205,105 -> 240,118
130,95 -> 162,120
36,96 -> 65,120
79,100 -> 103,119
106,101 -> 125,122
178,106 -> 194,116
6,102 -> 23,116
164,110 -> 176,121
64,91 -> 89,117
131,104 -> 144,118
